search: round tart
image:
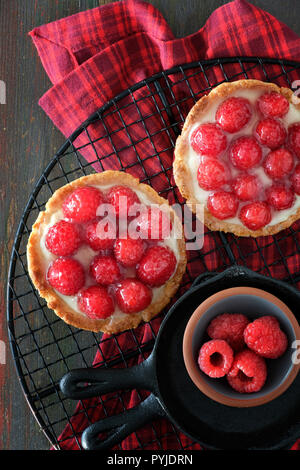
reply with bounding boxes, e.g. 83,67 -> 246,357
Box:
174,79 -> 300,237
27,171 -> 187,334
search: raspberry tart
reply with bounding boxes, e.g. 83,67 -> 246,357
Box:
27,171 -> 186,334
174,79 -> 300,237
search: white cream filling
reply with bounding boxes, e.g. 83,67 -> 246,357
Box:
186,88 -> 300,227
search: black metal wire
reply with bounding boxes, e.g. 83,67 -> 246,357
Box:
7,57 -> 300,450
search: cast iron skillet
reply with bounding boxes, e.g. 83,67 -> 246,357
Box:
60,266 -> 300,450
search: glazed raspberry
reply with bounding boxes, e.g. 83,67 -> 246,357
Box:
190,123 -> 227,157
84,218 -> 115,251
45,220 -> 81,256
115,278 -> 152,313
134,207 -> 172,241
62,186 -> 105,223
47,258 -> 85,296
198,339 -> 234,378
215,97 -> 252,133
90,254 -> 121,286
114,236 -> 144,267
207,191 -> 238,220
263,148 -> 294,180
288,123 -> 300,158
244,316 -> 288,359
266,184 -> 295,211
77,285 -> 114,319
107,185 -> 140,218
227,349 -> 267,393
207,313 -> 250,351
256,118 -> 287,150
257,92 -> 289,118
239,201 -> 271,231
229,136 -> 262,170
232,174 -> 261,202
197,157 -> 228,191
137,245 -> 176,287
291,163 -> 300,194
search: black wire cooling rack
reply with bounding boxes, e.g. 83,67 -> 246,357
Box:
7,57 -> 300,450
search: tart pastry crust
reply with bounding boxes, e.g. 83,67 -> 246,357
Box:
27,171 -> 187,334
174,79 -> 300,237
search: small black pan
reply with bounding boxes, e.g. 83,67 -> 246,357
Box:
60,266 -> 300,450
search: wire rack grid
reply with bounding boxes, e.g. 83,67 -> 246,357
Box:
7,57 -> 300,450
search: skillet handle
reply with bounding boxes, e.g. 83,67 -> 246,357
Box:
81,393 -> 165,450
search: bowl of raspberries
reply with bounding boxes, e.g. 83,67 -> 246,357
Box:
183,286 -> 300,407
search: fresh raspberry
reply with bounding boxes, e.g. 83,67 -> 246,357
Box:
266,184 -> 295,211
137,245 -> 176,287
77,285 -> 114,319
134,207 -> 172,241
256,118 -> 287,150
263,147 -> 294,180
239,201 -> 271,231
197,157 -> 228,191
291,163 -> 300,195
62,186 -> 105,223
215,97 -> 252,133
190,123 -> 227,157
114,236 -> 144,267
207,313 -> 250,352
227,349 -> 267,393
84,218 -> 116,251
244,315 -> 288,359
257,92 -> 289,118
207,191 -> 238,220
90,254 -> 121,286
107,185 -> 140,218
198,339 -> 234,378
288,123 -> 300,159
115,278 -> 152,313
45,220 -> 81,256
47,258 -> 85,296
229,136 -> 262,170
232,174 -> 261,201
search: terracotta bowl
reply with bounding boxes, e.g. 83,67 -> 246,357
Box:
183,287 -> 300,407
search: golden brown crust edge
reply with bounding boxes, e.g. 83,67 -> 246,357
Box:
27,171 -> 187,334
173,79 -> 300,237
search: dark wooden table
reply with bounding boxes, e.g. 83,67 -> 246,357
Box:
1,0 -> 300,450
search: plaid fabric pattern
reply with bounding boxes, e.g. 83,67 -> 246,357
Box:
29,0 -> 300,450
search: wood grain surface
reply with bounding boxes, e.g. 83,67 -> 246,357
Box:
1,0 -> 300,450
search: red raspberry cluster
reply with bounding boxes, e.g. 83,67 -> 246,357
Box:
198,312 -> 288,393
191,91 -> 300,230
45,185 -> 176,320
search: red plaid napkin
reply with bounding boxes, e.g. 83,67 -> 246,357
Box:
29,0 -> 300,450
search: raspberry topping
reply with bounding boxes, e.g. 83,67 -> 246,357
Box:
256,117 -> 287,149
263,147 -> 294,180
198,339 -> 234,378
107,185 -> 140,218
239,201 -> 271,231
266,184 -> 295,211
115,278 -> 152,313
288,123 -> 300,158
291,163 -> 300,194
229,136 -> 262,170
257,92 -> 289,118
215,97 -> 252,133
84,218 -> 116,251
244,316 -> 288,359
227,349 -> 267,393
62,186 -> 105,223
47,258 -> 85,296
207,313 -> 250,351
190,123 -> 227,157
77,285 -> 114,319
114,236 -> 145,267
134,207 -> 172,241
207,191 -> 238,220
232,174 -> 261,202
45,220 -> 81,256
197,157 -> 228,191
90,254 -> 121,286
137,245 -> 176,287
